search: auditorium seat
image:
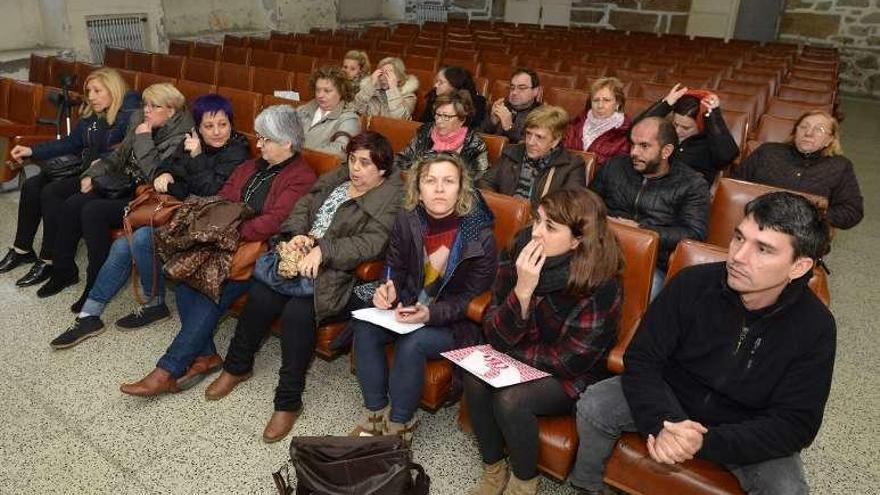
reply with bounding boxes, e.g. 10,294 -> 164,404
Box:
250,49 -> 283,70
625,97 -> 654,121
367,116 -> 421,153
46,57 -> 77,89
480,62 -> 514,85
636,81 -> 670,102
442,58 -> 481,78
535,71 -> 577,90
116,69 -> 138,91
300,44 -> 332,59
785,76 -> 836,93
721,109 -> 750,154
717,79 -> 769,118
248,37 -> 271,51
216,87 -> 261,134
777,85 -> 834,106
765,98 -> 832,120
478,133 -> 508,166
135,72 -> 176,92
405,54 -> 439,73
74,62 -> 101,87
217,63 -> 252,91
175,80 -> 217,107
754,114 -> 796,143
28,54 -> 50,86
152,54 -> 184,79
713,91 -> 758,129
543,87 -> 589,122
0,80 -> 45,138
126,50 -> 154,73
223,35 -> 245,47
444,48 -> 479,62
168,39 -> 192,57
221,46 -> 251,66
181,58 -> 219,85
518,55 -> 561,72
251,67 -> 294,96
570,150 -> 597,185
191,42 -> 222,61
292,73 -> 314,101
281,53 -> 317,74
103,46 -> 127,69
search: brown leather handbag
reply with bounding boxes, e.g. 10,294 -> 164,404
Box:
228,240 -> 267,281
122,186 -> 184,232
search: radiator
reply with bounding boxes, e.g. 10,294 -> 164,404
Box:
416,2 -> 448,23
86,14 -> 148,64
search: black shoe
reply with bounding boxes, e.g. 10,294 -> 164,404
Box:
16,261 -> 54,287
0,248 -> 37,273
36,272 -> 79,298
115,303 -> 171,330
50,316 -> 105,350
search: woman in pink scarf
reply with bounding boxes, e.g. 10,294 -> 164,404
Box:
564,77 -> 632,168
394,90 -> 489,180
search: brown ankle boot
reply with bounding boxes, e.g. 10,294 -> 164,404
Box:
176,353 -> 223,390
120,368 -> 179,397
263,409 -> 302,443
502,474 -> 538,495
468,458 -> 510,495
205,370 -> 253,401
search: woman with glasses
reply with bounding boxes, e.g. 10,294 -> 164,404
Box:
35,83 -> 192,307
421,65 -> 487,129
203,131 -> 403,444
119,104 -> 317,398
0,68 -> 140,288
395,91 -> 489,180
47,93 -> 251,349
564,77 -> 632,167
634,83 -> 739,184
296,66 -> 361,158
733,110 -> 863,229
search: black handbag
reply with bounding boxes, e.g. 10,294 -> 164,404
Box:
41,154 -> 84,181
273,435 -> 430,495
91,173 -> 136,199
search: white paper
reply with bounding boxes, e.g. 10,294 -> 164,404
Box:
351,308 -> 424,334
273,90 -> 300,102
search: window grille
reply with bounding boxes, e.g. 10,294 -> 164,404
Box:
86,14 -> 148,64
416,2 -> 448,23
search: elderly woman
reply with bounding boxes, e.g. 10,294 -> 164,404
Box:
296,66 -> 361,158
1,68 -> 140,287
37,83 -> 192,304
564,77 -> 632,167
466,189 -> 623,495
119,105 -> 317,397
395,91 -> 489,179
351,153 -> 498,445
635,83 -> 739,184
202,131 -> 403,444
353,56 -> 420,120
421,65 -> 487,129
342,50 -> 371,86
49,94 -> 251,349
478,105 -> 586,205
733,110 -> 863,229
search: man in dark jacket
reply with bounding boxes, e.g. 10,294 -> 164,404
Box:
589,116 -> 710,297
570,192 -> 835,495
480,68 -> 543,144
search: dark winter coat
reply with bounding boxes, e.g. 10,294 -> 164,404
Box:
157,131 -> 250,199
477,143 -> 586,206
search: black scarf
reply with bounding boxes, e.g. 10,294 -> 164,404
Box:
514,144 -> 564,199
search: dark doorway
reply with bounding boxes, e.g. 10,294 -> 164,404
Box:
734,0 -> 786,42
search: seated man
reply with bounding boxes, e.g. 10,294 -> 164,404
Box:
570,192 -> 835,495
480,68 -> 543,144
589,116 -> 709,297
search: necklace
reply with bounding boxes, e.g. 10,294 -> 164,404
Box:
243,170 -> 277,204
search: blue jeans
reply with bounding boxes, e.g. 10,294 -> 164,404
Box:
156,280 -> 250,378
570,376 -> 808,494
354,320 -> 455,423
81,227 -> 164,316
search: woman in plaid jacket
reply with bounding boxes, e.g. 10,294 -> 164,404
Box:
465,189 -> 624,495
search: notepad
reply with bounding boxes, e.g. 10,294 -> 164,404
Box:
442,344 -> 550,388
351,308 -> 425,334
273,90 -> 300,102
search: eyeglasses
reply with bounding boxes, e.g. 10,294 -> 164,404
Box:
255,133 -> 273,144
143,102 -> 167,110
434,112 -> 460,121
509,84 -> 533,92
796,123 -> 830,135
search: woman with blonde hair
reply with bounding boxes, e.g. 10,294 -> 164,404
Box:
564,77 -> 632,167
1,68 -> 140,288
353,56 -> 420,120
342,50 -> 371,85
466,189 -> 623,495
733,110 -> 863,229
36,83 -> 193,310
351,153 -> 498,444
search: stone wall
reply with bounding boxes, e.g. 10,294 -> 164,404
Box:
780,0 -> 880,97
570,0 -> 691,34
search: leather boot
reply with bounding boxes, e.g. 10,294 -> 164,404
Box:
205,370 -> 253,401
176,354 -> 223,390
263,410 -> 301,443
120,368 -> 180,397
468,458 -> 510,495
502,474 -> 538,495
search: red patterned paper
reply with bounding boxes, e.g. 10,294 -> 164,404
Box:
441,344 -> 550,388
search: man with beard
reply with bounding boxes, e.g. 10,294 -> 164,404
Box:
589,116 -> 709,298
481,68 -> 543,144
570,192 -> 834,495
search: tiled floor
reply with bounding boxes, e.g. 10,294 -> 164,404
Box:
0,97 -> 877,494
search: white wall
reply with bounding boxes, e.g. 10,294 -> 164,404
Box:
0,0 -> 46,50
65,0 -> 166,61
161,0 -> 268,36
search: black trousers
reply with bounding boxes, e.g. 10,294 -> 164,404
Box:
51,188 -> 128,295
223,280 -> 363,412
14,174 -> 79,260
463,373 -> 574,480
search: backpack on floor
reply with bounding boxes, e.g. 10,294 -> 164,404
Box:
272,435 -> 430,495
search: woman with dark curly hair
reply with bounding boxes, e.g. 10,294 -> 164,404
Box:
296,66 -> 361,158
421,65 -> 487,129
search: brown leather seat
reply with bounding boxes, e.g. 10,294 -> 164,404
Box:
221,46 -> 251,66
625,97 -> 654,122
443,59 -> 481,78
153,54 -> 184,79
636,82 -> 668,102
720,109 -> 749,154
543,88 -> 588,122
404,54 -> 439,73
250,49 -> 283,70
367,116 -> 421,154
251,67 -> 294,96
216,87 -> 261,135
520,55 -> 561,72
182,58 -> 219,85
765,98 -> 832,121
191,42 -> 221,61
281,53 -> 317,74
175,80 -> 217,107
713,91 -> 758,130
408,45 -> 441,58
134,72 -> 176,92
569,150 -> 597,185
217,63 -> 252,91
777,85 -> 834,106
74,62 -> 101,87
126,50 -> 154,73
481,63 -> 514,85
300,44 -> 332,59
535,71 -> 578,90
785,76 -> 836,93
223,35 -> 245,47
707,178 -> 829,249
478,133 -> 508,166
754,114 -> 797,144
247,37 -> 271,51
168,39 -> 192,57
28,54 -> 50,86
103,46 -> 127,69
300,148 -> 341,177
717,79 -> 769,118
